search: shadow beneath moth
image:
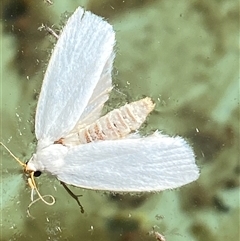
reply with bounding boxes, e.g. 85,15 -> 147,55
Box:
1,7 -> 199,215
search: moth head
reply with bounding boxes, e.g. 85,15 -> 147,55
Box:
0,142 -> 55,213
25,162 -> 42,179
0,143 -> 40,186
25,153 -> 46,181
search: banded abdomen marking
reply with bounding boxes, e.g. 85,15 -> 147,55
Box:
63,97 -> 155,145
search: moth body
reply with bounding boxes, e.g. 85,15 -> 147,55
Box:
21,7 -> 199,194
63,97 -> 155,145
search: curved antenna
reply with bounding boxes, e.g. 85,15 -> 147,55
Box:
27,173 -> 55,218
28,172 -> 56,204
0,142 -> 26,167
1,142 -> 56,213
27,194 -> 55,219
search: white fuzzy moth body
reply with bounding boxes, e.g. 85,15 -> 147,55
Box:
2,7 -> 199,204
63,97 -> 155,145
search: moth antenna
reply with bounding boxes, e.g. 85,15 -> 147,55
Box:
27,194 -> 55,219
0,142 -> 26,167
28,172 -> 55,206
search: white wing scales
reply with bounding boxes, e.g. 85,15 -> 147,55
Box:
70,52 -> 115,130
54,132 -> 199,192
27,7 -> 200,194
35,7 -> 115,144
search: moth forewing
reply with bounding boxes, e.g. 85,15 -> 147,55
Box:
72,52 -> 116,129
62,97 -> 155,145
35,7 -> 115,143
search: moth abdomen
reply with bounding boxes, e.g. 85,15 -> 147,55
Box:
63,97 -> 155,145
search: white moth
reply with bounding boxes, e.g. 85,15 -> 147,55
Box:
3,7 -> 199,200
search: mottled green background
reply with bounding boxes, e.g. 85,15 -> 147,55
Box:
1,0 -> 239,240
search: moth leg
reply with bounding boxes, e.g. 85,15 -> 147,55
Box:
60,182 -> 84,213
